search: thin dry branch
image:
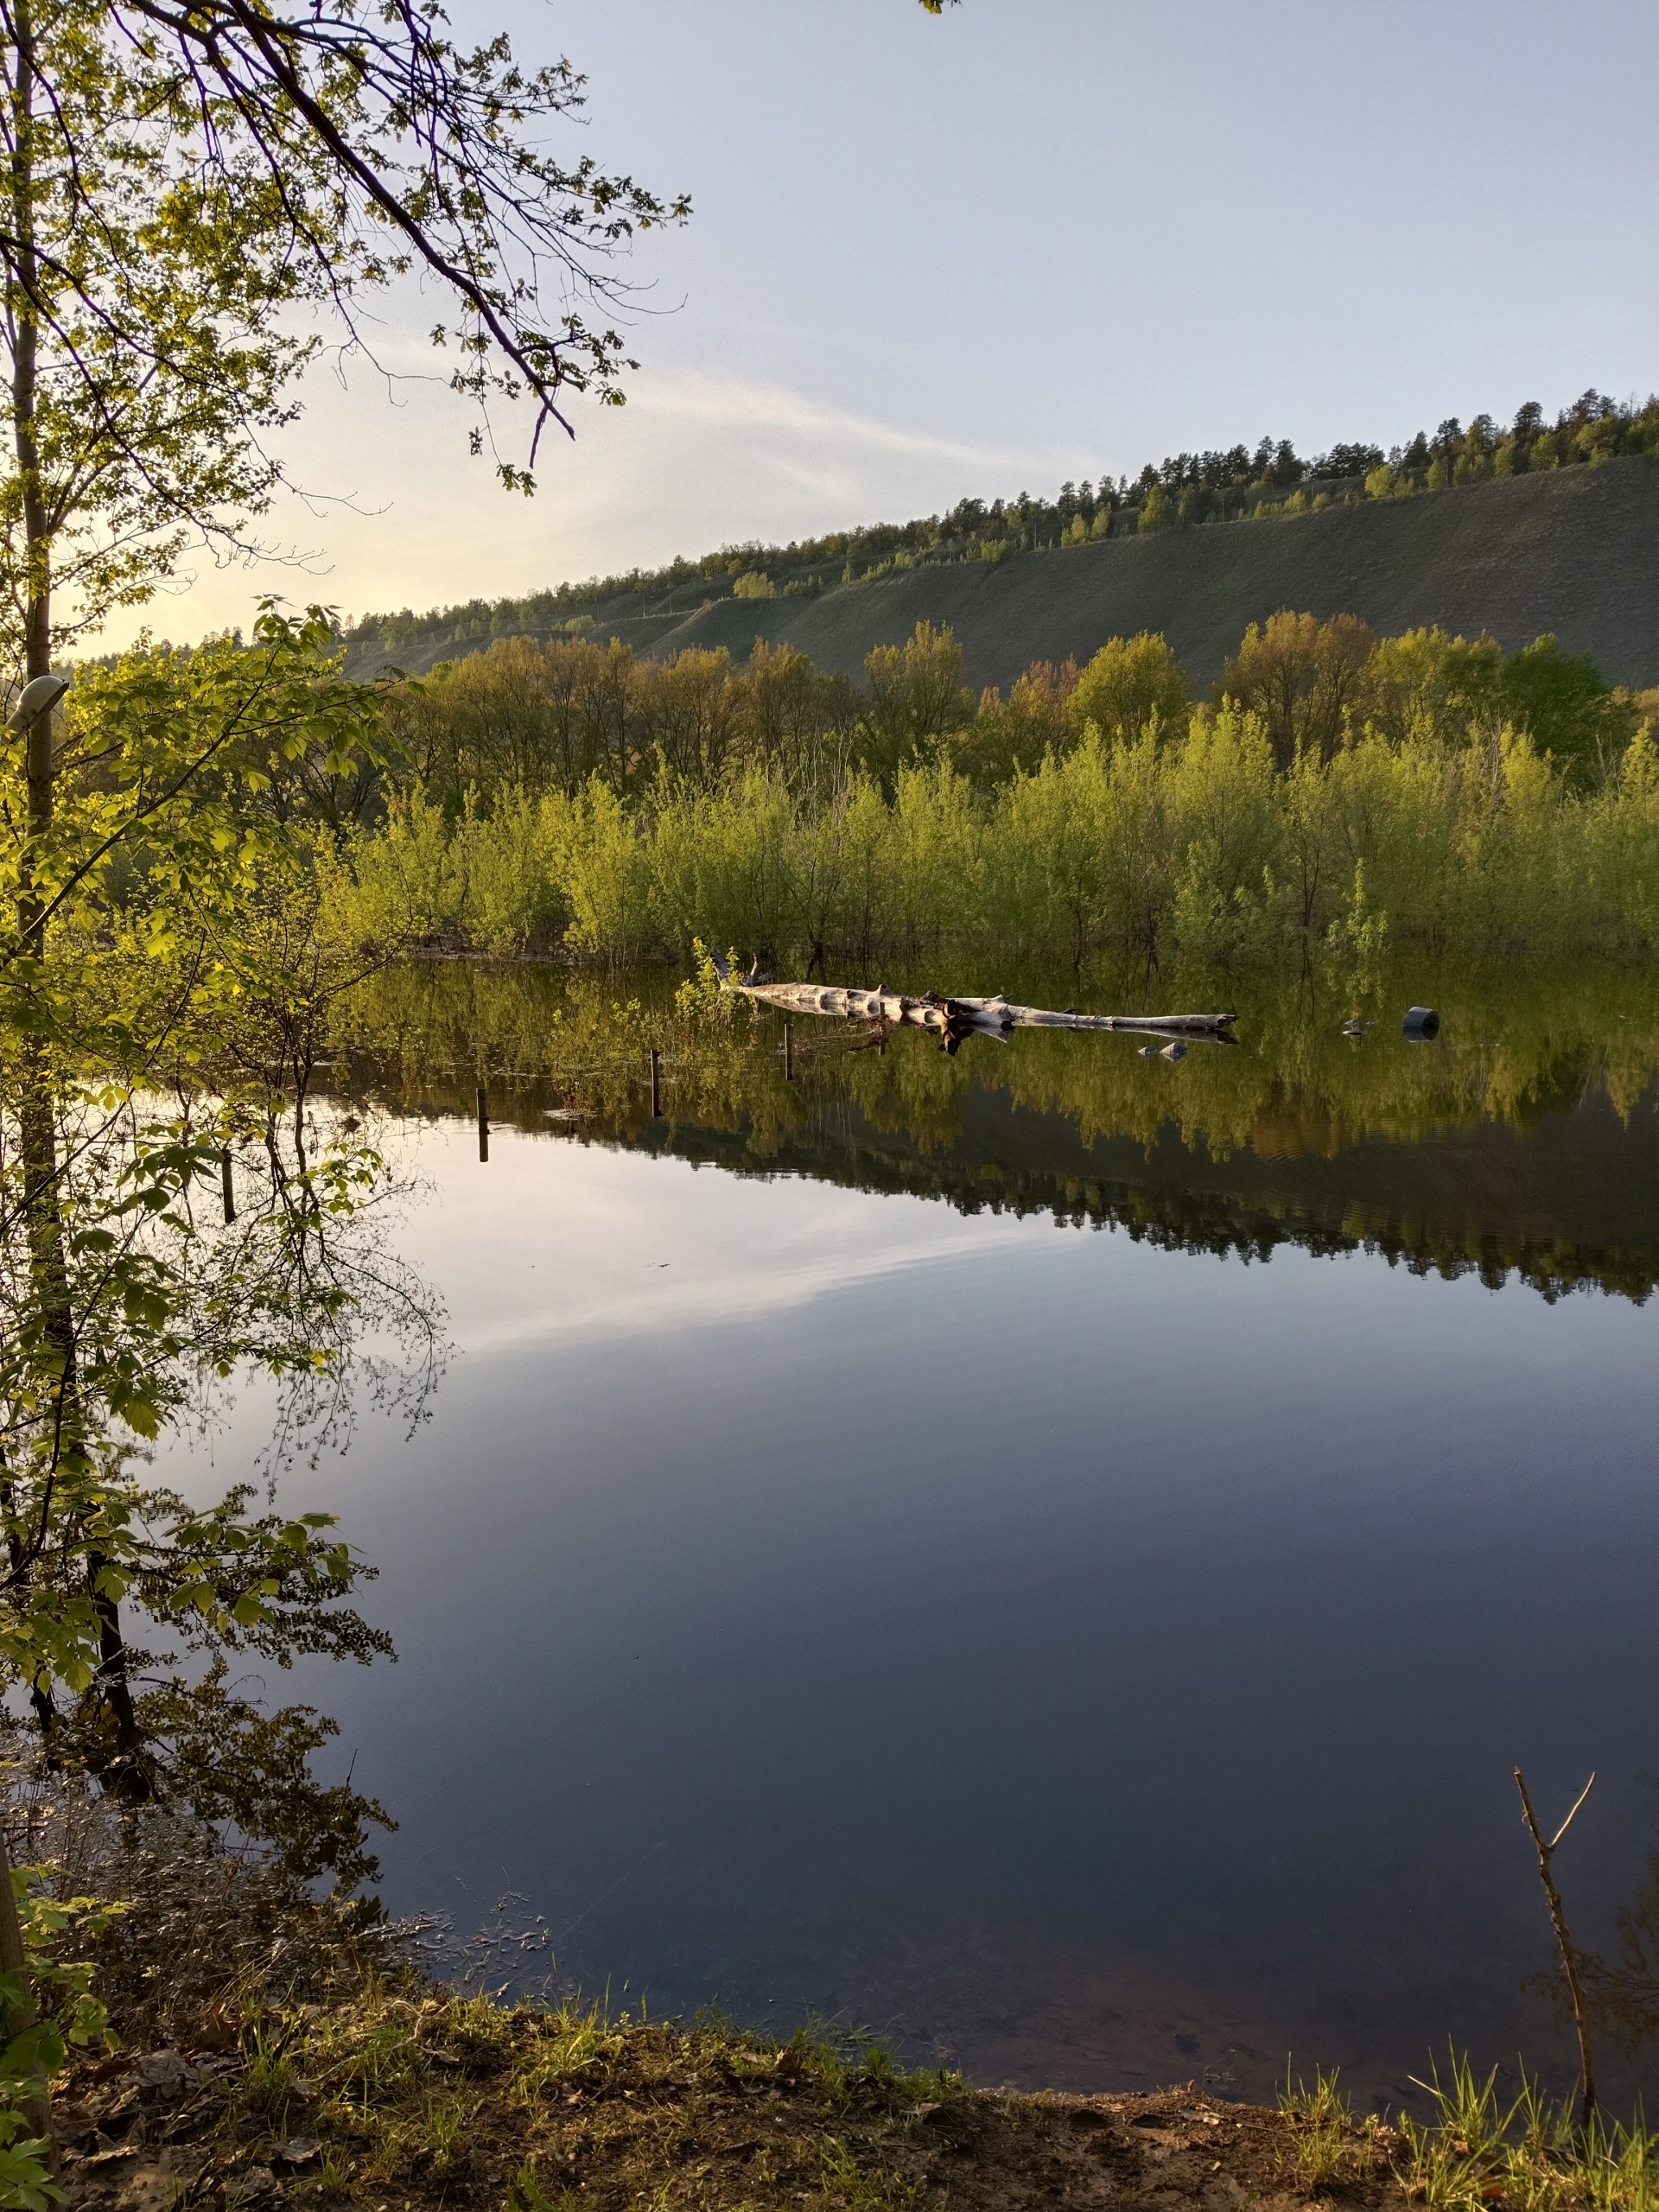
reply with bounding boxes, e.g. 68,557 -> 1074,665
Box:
1516,1764 -> 1599,2129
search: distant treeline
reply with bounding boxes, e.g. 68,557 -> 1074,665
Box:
347,385 -> 1659,658
315,613 -> 1659,968
383,613 -> 1654,804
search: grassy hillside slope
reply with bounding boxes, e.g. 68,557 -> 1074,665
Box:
345,454 -> 1659,691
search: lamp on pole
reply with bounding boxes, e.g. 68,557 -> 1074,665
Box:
6,672 -> 69,732
8,674 -> 69,959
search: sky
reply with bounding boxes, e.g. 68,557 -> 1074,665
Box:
114,0 -> 1659,649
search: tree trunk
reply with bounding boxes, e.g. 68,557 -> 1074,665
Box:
0,1807 -> 56,2172
7,0 -> 51,704
8,15 -> 147,1799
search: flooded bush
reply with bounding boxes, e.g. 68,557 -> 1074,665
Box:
325,707 -> 1659,969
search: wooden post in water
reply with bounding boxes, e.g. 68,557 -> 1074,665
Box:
783,1021 -> 793,1082
220,1150 -> 235,1224
476,1085 -> 489,1163
648,1048 -> 663,1118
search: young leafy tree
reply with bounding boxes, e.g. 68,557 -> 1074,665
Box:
1070,632 -> 1188,747
954,658 -> 1079,783
858,622 -> 974,790
1220,610 -> 1376,766
1496,634 -> 1625,787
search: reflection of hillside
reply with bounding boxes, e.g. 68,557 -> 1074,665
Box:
634,1079 -> 1659,1306
334,957 -> 1659,1304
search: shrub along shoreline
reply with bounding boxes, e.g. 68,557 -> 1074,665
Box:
319,612 -> 1659,970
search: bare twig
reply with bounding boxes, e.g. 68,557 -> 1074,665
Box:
1515,1765 -> 1598,2129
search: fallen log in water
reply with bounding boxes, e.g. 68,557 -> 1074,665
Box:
708,954 -> 1237,1041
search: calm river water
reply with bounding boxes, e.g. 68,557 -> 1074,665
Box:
166,962 -> 1659,2109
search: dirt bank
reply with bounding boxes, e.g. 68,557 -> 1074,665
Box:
53,1994 -> 1414,2212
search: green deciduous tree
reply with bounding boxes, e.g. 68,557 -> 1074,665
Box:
1496,634 -> 1629,786
857,622 -> 974,790
1070,632 -> 1188,747
1220,610 -> 1375,766
953,659 -> 1078,784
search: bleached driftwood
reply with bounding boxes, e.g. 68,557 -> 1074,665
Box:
709,954 -> 1236,1039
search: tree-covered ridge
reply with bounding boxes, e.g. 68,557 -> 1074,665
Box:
348,386 -> 1659,658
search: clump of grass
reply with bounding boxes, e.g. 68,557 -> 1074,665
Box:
819,2133 -> 919,2210
1396,2049 -> 1659,2212
1280,2063 -> 1366,2188
223,1986 -> 964,2210
411,2089 -> 471,2175
230,2017 -> 319,2131
506,2158 -> 569,2211
786,2017 -> 968,2113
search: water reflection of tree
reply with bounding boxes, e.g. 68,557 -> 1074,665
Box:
1578,1862 -> 1659,2058
0,1067 -> 444,1882
338,956 -> 1659,1150
1,827 -> 446,1883
1521,1854 -> 1659,2090
332,956 -> 1659,1304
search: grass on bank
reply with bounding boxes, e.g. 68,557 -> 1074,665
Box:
61,1982 -> 975,2211
47,1962 -> 1659,2212
1281,2056 -> 1659,2212
12,1539 -> 1659,2212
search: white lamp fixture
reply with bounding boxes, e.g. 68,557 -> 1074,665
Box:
6,674 -> 69,731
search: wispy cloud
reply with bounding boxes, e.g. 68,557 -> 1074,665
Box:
637,366 -> 1039,467
92,361 -> 1076,649
386,1120 -> 1053,1360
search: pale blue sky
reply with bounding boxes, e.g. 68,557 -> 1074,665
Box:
126,0 -> 1659,643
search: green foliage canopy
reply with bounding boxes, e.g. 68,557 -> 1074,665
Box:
0,0 -> 689,683
322,612 -> 1659,969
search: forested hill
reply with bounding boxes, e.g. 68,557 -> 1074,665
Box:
341,454 -> 1659,694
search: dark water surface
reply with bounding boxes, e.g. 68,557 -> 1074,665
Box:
171,964 -> 1659,2108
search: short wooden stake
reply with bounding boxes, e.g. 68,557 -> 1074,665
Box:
220,1150 -> 235,1224
783,1021 -> 794,1081
648,1047 -> 663,1118
476,1084 -> 489,1162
